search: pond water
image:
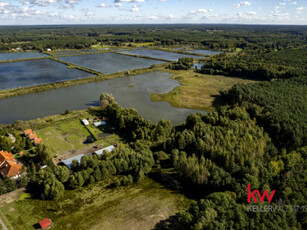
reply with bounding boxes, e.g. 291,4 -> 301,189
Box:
0,71 -> 204,125
57,53 -> 165,74
187,50 -> 221,56
0,52 -> 48,62
0,59 -> 93,90
118,49 -> 201,61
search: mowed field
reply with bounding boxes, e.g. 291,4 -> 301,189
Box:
151,70 -> 255,111
0,177 -> 192,230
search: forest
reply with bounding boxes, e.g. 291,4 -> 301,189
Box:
0,24 -> 306,229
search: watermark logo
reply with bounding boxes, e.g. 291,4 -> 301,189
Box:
247,184 -> 276,203
246,184 -> 306,213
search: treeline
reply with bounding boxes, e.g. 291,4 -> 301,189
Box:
1,24 -> 306,51
28,147 -> 155,200
199,48 -> 307,80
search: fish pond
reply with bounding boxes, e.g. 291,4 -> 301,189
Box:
0,59 -> 93,90
0,52 -> 48,62
0,71 -> 204,125
57,52 -> 165,74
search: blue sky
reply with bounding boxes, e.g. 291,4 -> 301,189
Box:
0,0 -> 306,25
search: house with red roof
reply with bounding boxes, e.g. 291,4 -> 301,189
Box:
0,151 -> 23,178
24,129 -> 33,136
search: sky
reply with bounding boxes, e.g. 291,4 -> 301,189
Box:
0,0 -> 306,25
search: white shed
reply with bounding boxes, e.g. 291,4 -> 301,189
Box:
82,119 -> 89,126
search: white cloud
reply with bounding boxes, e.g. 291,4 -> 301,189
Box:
190,8 -> 213,15
114,0 -> 145,3
234,1 -> 251,8
289,2 -> 297,5
115,3 -> 122,7
149,15 -> 158,20
97,3 -> 111,8
246,11 -> 257,16
125,4 -> 139,12
296,7 -> 304,11
23,0 -> 80,7
279,3 -> 286,6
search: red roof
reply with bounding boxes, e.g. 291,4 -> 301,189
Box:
38,218 -> 51,229
28,133 -> 38,140
34,138 -> 43,145
24,129 -> 32,136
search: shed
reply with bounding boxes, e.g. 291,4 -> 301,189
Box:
60,154 -> 85,169
94,121 -> 106,127
82,119 -> 89,126
38,218 -> 52,229
94,145 -> 115,156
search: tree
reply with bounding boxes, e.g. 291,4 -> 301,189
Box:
54,166 -> 70,183
100,93 -> 115,109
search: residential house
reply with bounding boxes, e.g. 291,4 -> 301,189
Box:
0,151 -> 23,178
24,129 -> 33,136
28,133 -> 38,141
34,138 -> 43,146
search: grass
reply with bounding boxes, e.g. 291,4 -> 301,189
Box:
151,69 -> 255,111
19,193 -> 31,201
37,119 -> 92,156
0,177 -> 192,230
91,43 -> 111,49
123,42 -> 155,47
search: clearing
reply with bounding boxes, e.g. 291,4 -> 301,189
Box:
0,177 -> 192,230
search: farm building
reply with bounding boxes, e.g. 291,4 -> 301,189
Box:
0,151 -> 23,178
82,119 -> 89,126
38,218 -> 52,229
94,121 -> 106,127
94,145 -> 115,156
60,154 -> 85,169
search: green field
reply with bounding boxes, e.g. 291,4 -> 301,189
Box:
0,177 -> 192,230
37,116 -> 121,157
